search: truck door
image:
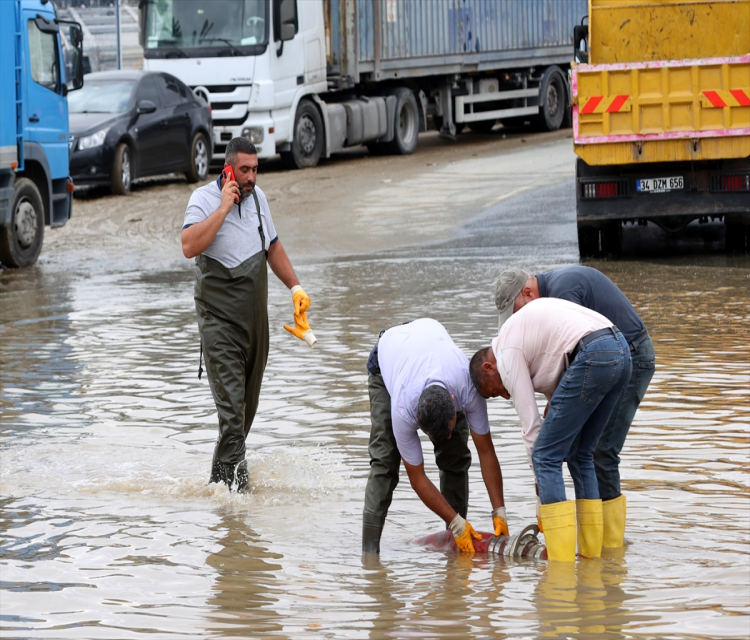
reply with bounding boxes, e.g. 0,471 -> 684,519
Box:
270,0 -> 304,123
23,12 -> 69,181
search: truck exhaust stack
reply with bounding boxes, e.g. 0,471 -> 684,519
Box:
414,524 -> 547,561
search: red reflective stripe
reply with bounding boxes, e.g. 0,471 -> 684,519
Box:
703,90 -> 727,108
729,89 -> 750,107
606,95 -> 629,113
581,96 -> 603,114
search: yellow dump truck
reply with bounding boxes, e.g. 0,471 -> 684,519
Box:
571,0 -> 750,255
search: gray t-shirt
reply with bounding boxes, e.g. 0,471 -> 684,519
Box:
183,177 -> 278,268
536,266 -> 646,343
378,318 -> 490,466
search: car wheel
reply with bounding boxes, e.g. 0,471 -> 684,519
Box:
0,177 -> 44,268
111,143 -> 132,195
185,132 -> 209,183
532,66 -> 567,132
281,100 -> 324,169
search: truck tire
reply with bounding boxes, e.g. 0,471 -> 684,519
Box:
281,100 -> 324,169
725,222 -> 749,253
185,132 -> 209,183
577,222 -> 622,257
383,87 -> 419,155
577,224 -> 599,258
532,66 -> 566,132
0,177 -> 44,268
111,142 -> 132,195
601,222 -> 622,256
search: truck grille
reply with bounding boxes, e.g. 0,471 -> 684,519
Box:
710,173 -> 750,192
580,179 -> 629,199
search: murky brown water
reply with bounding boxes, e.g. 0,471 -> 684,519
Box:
2,133 -> 749,638
2,252 -> 748,639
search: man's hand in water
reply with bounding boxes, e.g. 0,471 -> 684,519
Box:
449,514 -> 481,553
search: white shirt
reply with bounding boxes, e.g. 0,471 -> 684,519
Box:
378,319 -> 490,466
492,298 -> 611,460
183,179 -> 277,268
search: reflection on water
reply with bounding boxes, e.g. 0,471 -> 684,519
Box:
1,248 -> 748,637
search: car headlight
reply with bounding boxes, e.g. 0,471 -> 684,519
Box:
77,128 -> 110,150
242,126 -> 264,144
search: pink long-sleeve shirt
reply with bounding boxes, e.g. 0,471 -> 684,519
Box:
491,298 -> 612,460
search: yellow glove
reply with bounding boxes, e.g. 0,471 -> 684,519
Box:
492,506 -> 509,537
284,312 -> 317,347
291,285 -> 310,315
449,514 -> 482,553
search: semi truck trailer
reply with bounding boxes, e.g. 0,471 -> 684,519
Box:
0,0 -> 84,268
140,0 -> 586,169
572,0 -> 750,255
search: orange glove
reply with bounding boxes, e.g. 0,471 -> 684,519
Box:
449,514 -> 481,553
290,285 -> 310,315
492,506 -> 509,536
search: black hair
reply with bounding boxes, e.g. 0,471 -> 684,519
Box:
469,347 -> 493,398
417,385 -> 455,441
225,137 -> 258,165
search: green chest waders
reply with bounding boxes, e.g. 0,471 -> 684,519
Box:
194,191 -> 269,490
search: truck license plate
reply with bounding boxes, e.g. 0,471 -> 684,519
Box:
636,176 -> 684,193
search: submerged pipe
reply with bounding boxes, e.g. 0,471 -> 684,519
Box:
414,524 -> 548,560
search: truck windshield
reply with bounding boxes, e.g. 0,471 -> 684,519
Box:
68,80 -> 135,113
143,0 -> 267,57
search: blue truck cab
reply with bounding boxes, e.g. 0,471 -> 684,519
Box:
0,0 -> 83,267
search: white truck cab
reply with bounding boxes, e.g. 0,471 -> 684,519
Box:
142,0 -> 584,170
142,0 -> 327,166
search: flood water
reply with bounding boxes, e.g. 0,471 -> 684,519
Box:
2,156 -> 749,638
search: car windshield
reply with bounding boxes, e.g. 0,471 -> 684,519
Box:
68,80 -> 135,113
143,0 -> 267,53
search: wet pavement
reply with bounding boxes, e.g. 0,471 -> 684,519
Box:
1,135 -> 749,638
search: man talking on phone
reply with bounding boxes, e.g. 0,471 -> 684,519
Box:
181,137 -> 312,491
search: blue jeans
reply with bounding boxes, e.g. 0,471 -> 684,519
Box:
594,336 -> 655,501
532,330 -> 632,505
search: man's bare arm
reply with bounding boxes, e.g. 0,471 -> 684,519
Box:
471,431 -> 505,509
181,180 -> 240,258
402,458 -> 456,524
267,240 -> 300,289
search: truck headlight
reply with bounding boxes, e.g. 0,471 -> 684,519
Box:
242,126 -> 264,144
78,128 -> 110,150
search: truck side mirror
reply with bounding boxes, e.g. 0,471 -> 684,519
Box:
273,0 -> 297,55
574,24 -> 589,64
59,20 -> 85,91
280,23 -> 295,42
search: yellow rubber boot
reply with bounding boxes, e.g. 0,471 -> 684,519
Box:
576,499 -> 603,559
539,500 -> 577,562
602,494 -> 626,548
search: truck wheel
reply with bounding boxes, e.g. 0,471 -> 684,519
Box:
0,177 -> 44,268
725,222 -> 749,253
281,100 -> 324,169
577,224 -> 600,258
601,222 -> 622,256
111,142 -> 132,195
185,132 -> 209,183
532,66 -> 566,132
384,87 -> 419,155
